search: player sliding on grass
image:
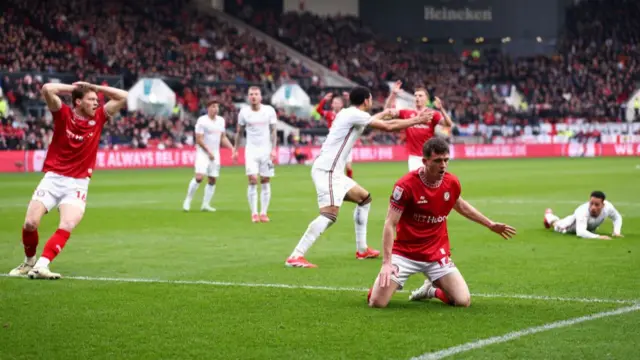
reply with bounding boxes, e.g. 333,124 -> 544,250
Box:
286,86 -> 438,268
543,191 -> 623,240
368,137 -> 516,308
9,81 -> 128,280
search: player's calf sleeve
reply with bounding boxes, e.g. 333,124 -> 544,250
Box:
260,183 -> 271,215
435,288 -> 454,306
290,213 -> 336,258
354,196 -> 372,252
22,228 -> 39,259
40,229 -> 71,264
186,178 -> 200,199
247,184 -> 258,214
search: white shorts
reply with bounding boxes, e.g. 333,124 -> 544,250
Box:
408,155 -> 423,171
312,167 -> 357,208
31,172 -> 90,213
245,149 -> 275,177
194,152 -> 220,177
390,254 -> 460,290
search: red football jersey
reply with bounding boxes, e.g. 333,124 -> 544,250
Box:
324,111 -> 337,128
398,109 -> 443,157
42,104 -> 108,178
389,169 -> 461,262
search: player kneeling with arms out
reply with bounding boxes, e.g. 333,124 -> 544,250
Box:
543,191 -> 623,240
368,137 -> 516,308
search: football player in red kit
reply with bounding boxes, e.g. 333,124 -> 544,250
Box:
367,137 -> 516,308
316,92 -> 354,178
8,81 -> 128,279
384,81 -> 454,171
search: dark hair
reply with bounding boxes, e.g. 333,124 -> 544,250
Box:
590,191 -> 606,201
206,98 -> 220,108
423,137 -> 450,158
349,86 -> 371,106
72,85 -> 94,107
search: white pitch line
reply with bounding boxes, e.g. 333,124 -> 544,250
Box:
410,303 -> 640,360
1,274 -> 637,304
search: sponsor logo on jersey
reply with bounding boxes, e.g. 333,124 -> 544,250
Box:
417,196 -> 428,204
412,214 -> 448,224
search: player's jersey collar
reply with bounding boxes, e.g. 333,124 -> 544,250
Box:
419,167 -> 443,188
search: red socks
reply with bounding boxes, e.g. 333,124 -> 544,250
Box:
41,229 -> 71,261
346,168 -> 353,178
22,228 -> 39,258
435,288 -> 453,305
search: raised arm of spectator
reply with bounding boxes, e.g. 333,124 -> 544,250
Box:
40,83 -> 76,112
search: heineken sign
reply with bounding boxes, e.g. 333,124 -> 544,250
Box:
424,6 -> 493,21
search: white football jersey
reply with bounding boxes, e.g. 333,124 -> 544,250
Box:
238,104 -> 277,151
195,115 -> 225,157
571,200 -> 622,237
313,107 -> 372,172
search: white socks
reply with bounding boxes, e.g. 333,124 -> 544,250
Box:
203,184 -> 216,206
186,178 -> 200,201
34,257 -> 50,268
545,213 -> 560,225
248,184 -> 258,215
260,183 -> 271,215
290,215 -> 335,258
354,202 -> 371,252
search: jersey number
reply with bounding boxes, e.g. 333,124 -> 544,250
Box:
76,191 -> 87,202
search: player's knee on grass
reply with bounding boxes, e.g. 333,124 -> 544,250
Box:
451,292 -> 471,307
194,174 -> 204,182
207,177 -> 217,185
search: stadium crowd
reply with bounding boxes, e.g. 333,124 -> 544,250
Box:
1,0 -> 639,150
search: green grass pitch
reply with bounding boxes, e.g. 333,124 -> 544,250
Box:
1,157 -> 639,359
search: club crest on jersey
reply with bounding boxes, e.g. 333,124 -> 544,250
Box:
392,186 -> 404,201
89,120 -> 96,126
444,192 -> 450,201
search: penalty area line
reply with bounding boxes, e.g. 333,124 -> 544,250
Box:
1,274 -> 637,305
409,303 -> 640,360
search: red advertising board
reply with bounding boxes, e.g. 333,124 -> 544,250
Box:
1,143 -> 637,173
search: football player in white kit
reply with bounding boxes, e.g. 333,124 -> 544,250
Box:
285,86 -> 435,268
183,99 -> 235,212
543,191 -> 623,240
232,86 -> 278,223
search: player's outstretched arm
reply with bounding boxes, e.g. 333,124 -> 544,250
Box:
453,197 -> 516,239
379,206 -> 402,287
40,83 -> 75,112
575,216 -> 610,240
608,204 -> 623,237
369,109 -> 433,132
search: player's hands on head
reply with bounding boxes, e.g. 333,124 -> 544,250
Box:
72,81 -> 95,90
488,222 -> 517,239
378,263 -> 398,288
